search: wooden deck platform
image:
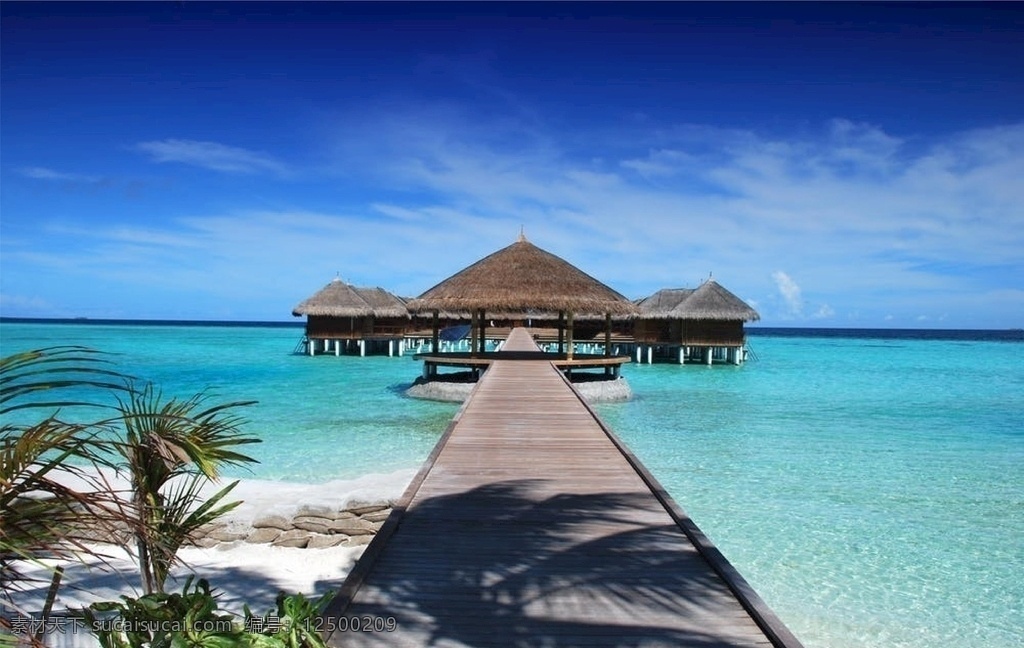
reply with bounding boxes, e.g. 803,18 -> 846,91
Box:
322,328 -> 802,648
413,350 -> 630,380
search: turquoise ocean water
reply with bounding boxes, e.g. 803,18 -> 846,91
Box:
2,321 -> 1021,648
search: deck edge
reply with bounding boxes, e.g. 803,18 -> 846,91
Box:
551,363 -> 806,648
319,368 -> 492,644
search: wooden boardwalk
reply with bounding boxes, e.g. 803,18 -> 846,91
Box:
324,328 -> 802,648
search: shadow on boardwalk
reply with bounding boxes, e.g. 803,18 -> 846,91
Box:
331,479 -> 765,648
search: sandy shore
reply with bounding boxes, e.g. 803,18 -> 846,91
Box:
7,469 -> 416,632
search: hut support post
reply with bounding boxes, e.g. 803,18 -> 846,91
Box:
604,314 -> 612,358
646,345 -> 653,365
431,311 -> 440,354
359,339 -> 366,357
678,346 -> 684,364
478,309 -> 487,355
335,340 -> 341,357
557,312 -> 565,355
706,347 -> 713,366
470,310 -> 479,357
566,312 -> 575,360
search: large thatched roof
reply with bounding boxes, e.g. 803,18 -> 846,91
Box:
639,279 -> 759,321
292,279 -> 409,318
405,236 -> 638,316
675,279 -> 759,321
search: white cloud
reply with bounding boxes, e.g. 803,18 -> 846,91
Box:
136,139 -> 288,175
19,166 -> 100,183
772,271 -> 803,317
5,110 -> 1023,326
813,304 -> 836,319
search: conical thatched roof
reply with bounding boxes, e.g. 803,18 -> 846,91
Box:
670,279 -> 760,321
405,236 -> 638,316
292,279 -> 408,318
636,288 -> 695,318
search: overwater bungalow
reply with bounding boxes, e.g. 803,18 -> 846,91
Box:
633,278 -> 760,364
292,278 -> 409,356
404,234 -> 638,381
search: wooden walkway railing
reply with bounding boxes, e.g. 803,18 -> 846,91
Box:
323,328 -> 802,647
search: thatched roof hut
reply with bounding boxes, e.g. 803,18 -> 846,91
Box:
293,278 -> 374,317
405,235 -> 638,316
633,279 -> 759,359
672,279 -> 759,321
292,278 -> 408,318
635,281 -> 758,321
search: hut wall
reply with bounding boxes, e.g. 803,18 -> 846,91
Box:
633,319 -> 674,344
634,319 -> 746,345
306,316 -> 408,339
679,320 -> 746,346
368,317 -> 409,337
307,315 -> 360,339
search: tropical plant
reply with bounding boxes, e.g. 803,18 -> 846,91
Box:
2,345 -> 262,634
79,576 -> 246,648
244,590 -> 335,648
110,384 -> 260,594
79,578 -> 336,648
1,347 -> 130,600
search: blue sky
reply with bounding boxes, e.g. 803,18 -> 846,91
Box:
2,2 -> 1022,327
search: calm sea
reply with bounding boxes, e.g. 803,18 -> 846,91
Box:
1,320 -> 1021,648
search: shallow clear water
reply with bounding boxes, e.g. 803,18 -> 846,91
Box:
2,321 -> 1021,648
0,322 -> 457,479
597,334 -> 1024,648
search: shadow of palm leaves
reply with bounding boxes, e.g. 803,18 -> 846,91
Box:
332,479 -> 765,648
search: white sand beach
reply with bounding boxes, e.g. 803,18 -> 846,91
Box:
7,469 -> 415,645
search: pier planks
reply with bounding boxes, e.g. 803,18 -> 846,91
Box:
324,328 -> 801,648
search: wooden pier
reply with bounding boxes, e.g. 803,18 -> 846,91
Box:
323,328 -> 801,648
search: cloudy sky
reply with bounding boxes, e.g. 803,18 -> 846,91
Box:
2,2 -> 1022,327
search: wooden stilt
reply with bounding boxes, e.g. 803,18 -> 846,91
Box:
646,345 -> 653,365
470,310 -> 479,357
359,339 -> 366,357
557,312 -> 565,355
479,309 -> 487,355
604,313 -> 612,357
431,311 -> 440,353
566,312 -> 575,360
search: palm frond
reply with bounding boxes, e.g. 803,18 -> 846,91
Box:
0,346 -> 131,413
143,477 -> 242,590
